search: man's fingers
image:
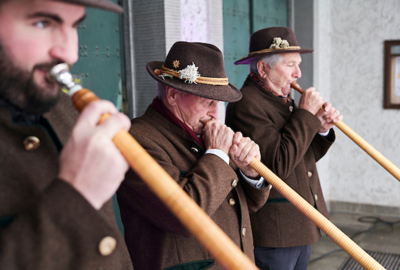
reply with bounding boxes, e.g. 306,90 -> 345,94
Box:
243,142 -> 260,164
97,112 -> 131,139
75,100 -> 131,140
76,100 -> 118,128
229,143 -> 238,156
232,137 -> 254,164
323,102 -> 332,112
203,119 -> 221,134
239,140 -> 253,163
203,118 -> 219,131
232,132 -> 243,146
304,87 -> 316,92
331,110 -> 343,123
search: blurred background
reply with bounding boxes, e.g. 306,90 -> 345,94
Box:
74,0 -> 400,268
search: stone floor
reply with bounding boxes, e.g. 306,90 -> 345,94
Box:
308,212 -> 400,270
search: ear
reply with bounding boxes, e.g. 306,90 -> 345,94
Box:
165,86 -> 179,107
256,60 -> 269,79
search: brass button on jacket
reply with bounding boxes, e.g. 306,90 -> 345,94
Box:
242,228 -> 247,236
99,236 -> 117,256
229,198 -> 235,206
314,194 -> 318,201
231,179 -> 238,187
23,136 -> 40,151
190,147 -> 199,153
307,171 -> 313,178
289,106 -> 294,112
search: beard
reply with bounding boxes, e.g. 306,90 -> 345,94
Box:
0,41 -> 61,114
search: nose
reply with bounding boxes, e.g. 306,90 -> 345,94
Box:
49,28 -> 79,65
293,65 -> 301,79
208,101 -> 219,119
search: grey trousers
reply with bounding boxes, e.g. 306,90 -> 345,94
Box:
254,245 -> 311,270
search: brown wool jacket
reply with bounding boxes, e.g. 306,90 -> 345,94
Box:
0,94 -> 133,270
117,106 -> 270,270
225,78 -> 334,248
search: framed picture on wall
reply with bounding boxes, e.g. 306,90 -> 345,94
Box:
384,40 -> 400,109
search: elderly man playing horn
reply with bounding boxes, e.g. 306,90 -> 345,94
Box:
117,41 -> 271,270
0,0 -> 133,269
225,27 -> 343,270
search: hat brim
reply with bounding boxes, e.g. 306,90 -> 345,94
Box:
56,0 -> 123,13
234,49 -> 314,65
146,61 -> 242,103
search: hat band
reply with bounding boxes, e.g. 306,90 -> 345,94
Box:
156,66 -> 229,86
248,46 -> 301,56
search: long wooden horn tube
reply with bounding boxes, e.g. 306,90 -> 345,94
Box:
71,88 -> 258,270
291,81 -> 400,183
249,158 -> 385,270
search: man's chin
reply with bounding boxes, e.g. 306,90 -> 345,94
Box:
18,81 -> 62,114
24,94 -> 61,114
281,86 -> 291,97
23,74 -> 62,113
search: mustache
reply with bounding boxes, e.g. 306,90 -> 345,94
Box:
33,61 -> 71,82
35,62 -> 59,71
33,61 -> 70,73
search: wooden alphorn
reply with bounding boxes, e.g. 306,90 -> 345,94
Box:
249,158 -> 385,270
291,81 -> 400,183
74,89 -> 258,270
50,64 -> 258,269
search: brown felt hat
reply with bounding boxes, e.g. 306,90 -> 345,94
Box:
52,0 -> 123,13
147,41 -> 242,102
235,27 -> 313,65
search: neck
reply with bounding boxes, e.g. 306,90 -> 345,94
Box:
253,73 -> 286,97
264,79 -> 286,97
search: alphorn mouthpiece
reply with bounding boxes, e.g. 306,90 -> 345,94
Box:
290,81 -> 304,94
49,63 -> 82,96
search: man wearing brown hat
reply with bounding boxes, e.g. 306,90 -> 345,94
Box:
225,27 -> 343,269
0,0 -> 133,269
117,41 -> 271,269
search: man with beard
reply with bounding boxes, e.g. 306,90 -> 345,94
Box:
0,0 -> 133,269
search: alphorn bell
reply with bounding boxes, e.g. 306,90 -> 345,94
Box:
49,64 -> 258,270
291,81 -> 400,183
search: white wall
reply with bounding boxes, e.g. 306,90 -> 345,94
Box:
315,0 -> 400,208
165,0 -> 400,208
165,0 -> 226,121
313,0 -> 333,206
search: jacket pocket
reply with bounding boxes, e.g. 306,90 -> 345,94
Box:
164,260 -> 214,270
267,198 -> 289,203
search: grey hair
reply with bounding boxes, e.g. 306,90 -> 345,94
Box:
250,54 -> 283,75
157,82 -> 167,100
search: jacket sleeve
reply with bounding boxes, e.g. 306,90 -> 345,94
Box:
226,99 -> 333,180
118,126 -> 240,236
312,129 -> 336,162
0,180 -> 131,270
239,177 -> 271,213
